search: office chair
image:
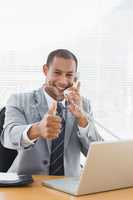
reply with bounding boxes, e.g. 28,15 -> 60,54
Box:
0,107 -> 17,172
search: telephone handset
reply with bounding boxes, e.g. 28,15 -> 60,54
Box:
73,72 -> 80,85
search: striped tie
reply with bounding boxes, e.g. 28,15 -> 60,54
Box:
49,101 -> 65,175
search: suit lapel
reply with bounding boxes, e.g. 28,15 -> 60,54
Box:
33,87 -> 48,119
33,87 -> 52,154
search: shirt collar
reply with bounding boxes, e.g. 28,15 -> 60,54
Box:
43,88 -> 65,108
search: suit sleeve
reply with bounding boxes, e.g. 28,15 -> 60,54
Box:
77,97 -> 103,156
1,94 -> 34,150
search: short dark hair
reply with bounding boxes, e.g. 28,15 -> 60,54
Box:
46,49 -> 78,70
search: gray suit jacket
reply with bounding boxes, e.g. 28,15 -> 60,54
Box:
1,87 -> 101,176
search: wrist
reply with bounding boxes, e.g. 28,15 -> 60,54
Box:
76,113 -> 89,128
27,122 -> 40,140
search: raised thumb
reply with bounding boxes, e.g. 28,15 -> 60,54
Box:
48,100 -> 57,115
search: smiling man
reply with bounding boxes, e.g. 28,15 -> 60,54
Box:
1,49 -> 102,176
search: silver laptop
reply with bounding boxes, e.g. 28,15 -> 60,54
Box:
42,140 -> 133,196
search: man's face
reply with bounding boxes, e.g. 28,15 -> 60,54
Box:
43,56 -> 77,99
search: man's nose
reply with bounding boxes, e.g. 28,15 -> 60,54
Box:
59,75 -> 68,84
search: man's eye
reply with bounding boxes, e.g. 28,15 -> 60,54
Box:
54,72 -> 61,75
67,74 -> 73,77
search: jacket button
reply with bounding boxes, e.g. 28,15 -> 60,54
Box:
43,160 -> 48,165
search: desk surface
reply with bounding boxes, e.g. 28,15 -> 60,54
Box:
1,176 -> 133,200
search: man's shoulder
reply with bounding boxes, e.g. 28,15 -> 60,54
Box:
6,87 -> 42,106
8,90 -> 34,101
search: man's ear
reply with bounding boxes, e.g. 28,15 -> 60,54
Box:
43,64 -> 49,76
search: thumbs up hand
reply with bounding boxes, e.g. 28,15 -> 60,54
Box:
38,100 -> 62,139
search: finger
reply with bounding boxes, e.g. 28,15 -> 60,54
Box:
46,129 -> 60,138
68,103 -> 80,114
67,93 -> 80,103
47,115 -> 61,122
47,127 -> 61,134
48,100 -> 57,115
47,121 -> 62,129
73,80 -> 80,91
66,81 -> 80,93
64,88 -> 77,96
68,103 -> 76,113
77,81 -> 80,91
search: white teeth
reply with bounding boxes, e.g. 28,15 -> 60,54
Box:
57,87 -> 64,90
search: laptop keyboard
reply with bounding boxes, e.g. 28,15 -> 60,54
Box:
43,177 -> 80,194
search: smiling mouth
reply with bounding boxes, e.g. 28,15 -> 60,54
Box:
56,87 -> 65,92
55,86 -> 67,92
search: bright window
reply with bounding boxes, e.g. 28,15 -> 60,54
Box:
0,0 -> 133,141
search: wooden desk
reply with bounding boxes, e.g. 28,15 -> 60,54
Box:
1,176 -> 133,200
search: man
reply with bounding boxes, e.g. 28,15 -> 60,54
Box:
1,49 -> 102,176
